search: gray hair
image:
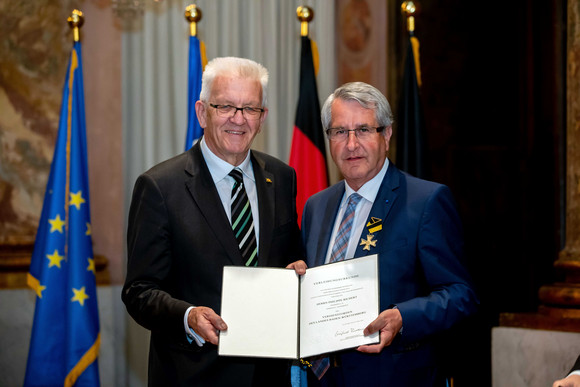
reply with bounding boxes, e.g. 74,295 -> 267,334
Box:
199,57 -> 269,106
321,82 -> 394,130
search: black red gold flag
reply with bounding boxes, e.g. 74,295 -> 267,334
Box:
289,36 -> 329,225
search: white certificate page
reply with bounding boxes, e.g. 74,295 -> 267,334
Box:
218,266 -> 299,359
299,254 -> 380,358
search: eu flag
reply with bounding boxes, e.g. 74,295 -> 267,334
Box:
24,40 -> 100,387
185,35 -> 206,150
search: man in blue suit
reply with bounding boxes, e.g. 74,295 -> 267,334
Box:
302,82 -> 479,386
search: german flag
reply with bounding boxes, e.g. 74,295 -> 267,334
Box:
289,36 -> 328,225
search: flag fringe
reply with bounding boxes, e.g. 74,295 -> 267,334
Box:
64,333 -> 101,387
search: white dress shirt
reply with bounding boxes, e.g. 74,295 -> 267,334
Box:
324,159 -> 389,263
184,137 -> 260,346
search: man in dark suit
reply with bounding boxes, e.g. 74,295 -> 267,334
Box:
301,82 -> 479,386
122,57 -> 303,386
553,355 -> 580,387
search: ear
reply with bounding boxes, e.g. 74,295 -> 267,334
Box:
195,100 -> 207,128
384,126 -> 393,151
257,107 -> 268,133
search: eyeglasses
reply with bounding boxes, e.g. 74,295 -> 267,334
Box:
325,126 -> 385,141
209,103 -> 265,120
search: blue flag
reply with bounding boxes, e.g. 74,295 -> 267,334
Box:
24,41 -> 100,387
185,35 -> 204,150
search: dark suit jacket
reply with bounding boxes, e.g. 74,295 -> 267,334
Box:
122,142 -> 302,386
302,161 -> 478,386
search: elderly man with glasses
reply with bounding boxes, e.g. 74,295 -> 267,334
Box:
123,57 -> 304,386
301,82 -> 479,387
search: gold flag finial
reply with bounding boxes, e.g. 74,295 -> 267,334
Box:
401,1 -> 417,33
185,4 -> 202,37
67,9 -> 84,42
297,6 -> 314,37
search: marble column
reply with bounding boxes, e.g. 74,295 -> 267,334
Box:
537,0 -> 580,314
501,0 -> 580,331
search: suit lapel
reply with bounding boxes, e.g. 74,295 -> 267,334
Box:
354,162 -> 400,258
252,152 -> 275,267
184,143 -> 245,266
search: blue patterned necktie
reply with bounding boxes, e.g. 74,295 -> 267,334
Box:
229,168 -> 258,267
311,193 -> 363,380
329,193 -> 363,263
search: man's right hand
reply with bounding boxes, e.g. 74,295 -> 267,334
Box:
187,306 -> 228,345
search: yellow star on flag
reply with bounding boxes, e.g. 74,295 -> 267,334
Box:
47,249 -> 65,268
71,286 -> 89,306
69,191 -> 86,210
87,257 -> 96,275
27,274 -> 46,298
85,222 -> 92,236
36,284 -> 47,298
48,214 -> 66,233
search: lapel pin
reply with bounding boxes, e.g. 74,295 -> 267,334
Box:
366,217 -> 383,233
266,178 -> 272,184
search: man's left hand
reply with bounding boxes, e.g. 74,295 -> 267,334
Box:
357,308 -> 403,354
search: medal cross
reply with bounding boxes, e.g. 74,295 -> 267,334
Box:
360,234 -> 377,251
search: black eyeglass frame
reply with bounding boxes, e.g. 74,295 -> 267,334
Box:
325,126 -> 386,140
209,103 -> 265,119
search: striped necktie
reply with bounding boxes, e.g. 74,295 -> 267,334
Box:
329,193 -> 363,263
311,193 -> 363,380
229,168 -> 258,267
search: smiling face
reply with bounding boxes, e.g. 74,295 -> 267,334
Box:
195,75 -> 268,166
328,99 -> 392,191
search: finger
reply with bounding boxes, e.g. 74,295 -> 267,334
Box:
357,328 -> 390,354
207,312 -> 228,331
286,260 -> 307,275
356,343 -> 383,354
189,307 -> 227,334
363,316 -> 385,336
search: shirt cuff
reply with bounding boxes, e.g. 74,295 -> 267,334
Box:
184,306 -> 205,347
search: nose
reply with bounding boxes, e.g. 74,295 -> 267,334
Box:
346,130 -> 359,150
230,108 -> 246,125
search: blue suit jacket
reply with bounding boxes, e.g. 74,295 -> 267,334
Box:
302,161 -> 478,386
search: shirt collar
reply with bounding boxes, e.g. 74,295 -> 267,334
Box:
200,136 -> 255,183
343,158 -> 389,205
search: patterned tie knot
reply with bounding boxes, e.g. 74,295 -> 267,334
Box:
229,168 -> 243,188
347,192 -> 362,208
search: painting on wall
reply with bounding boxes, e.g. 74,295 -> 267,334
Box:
336,0 -> 388,97
0,1 -> 80,247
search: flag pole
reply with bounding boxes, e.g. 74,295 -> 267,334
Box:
401,1 -> 421,86
297,5 -> 313,37
67,9 -> 84,42
64,9 -> 84,259
184,4 -> 205,150
401,1 -> 416,34
185,4 -> 202,37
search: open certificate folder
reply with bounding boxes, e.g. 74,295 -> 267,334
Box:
218,254 -> 380,359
